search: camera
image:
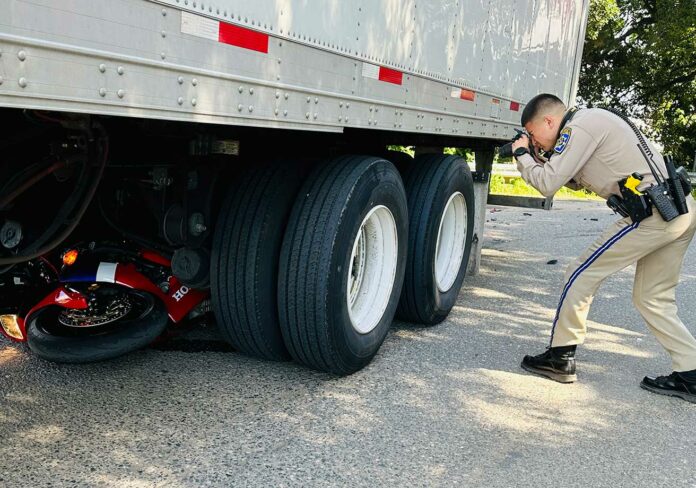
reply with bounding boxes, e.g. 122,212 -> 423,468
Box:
498,129 -> 528,158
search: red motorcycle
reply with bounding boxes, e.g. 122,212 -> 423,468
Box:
0,244 -> 208,363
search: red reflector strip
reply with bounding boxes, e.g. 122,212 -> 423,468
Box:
218,22 -> 268,53
362,63 -> 403,86
510,101 -> 520,111
378,67 -> 403,85
460,90 -> 476,101
181,11 -> 269,54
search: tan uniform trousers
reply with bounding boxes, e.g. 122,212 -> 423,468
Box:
551,195 -> 696,372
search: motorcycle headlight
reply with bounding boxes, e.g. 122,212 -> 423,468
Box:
0,314 -> 24,341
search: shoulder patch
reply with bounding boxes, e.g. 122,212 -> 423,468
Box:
554,127 -> 572,154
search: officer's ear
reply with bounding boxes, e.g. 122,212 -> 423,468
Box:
542,114 -> 555,129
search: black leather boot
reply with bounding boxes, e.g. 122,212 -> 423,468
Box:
640,370 -> 696,404
521,345 -> 577,383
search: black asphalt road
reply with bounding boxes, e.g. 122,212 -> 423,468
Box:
2,200 -> 695,487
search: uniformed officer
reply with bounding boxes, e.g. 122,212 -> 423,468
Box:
511,93 -> 696,403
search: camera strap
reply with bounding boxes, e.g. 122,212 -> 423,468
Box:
558,107 -> 578,133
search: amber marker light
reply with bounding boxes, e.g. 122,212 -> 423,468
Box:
62,249 -> 79,266
0,314 -> 24,340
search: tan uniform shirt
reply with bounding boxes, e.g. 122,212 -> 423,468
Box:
515,108 -> 667,199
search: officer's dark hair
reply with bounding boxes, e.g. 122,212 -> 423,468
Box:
521,94 -> 566,126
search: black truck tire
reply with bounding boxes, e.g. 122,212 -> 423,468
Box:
278,155 -> 408,375
26,290 -> 168,363
210,162 -> 302,361
397,154 -> 475,325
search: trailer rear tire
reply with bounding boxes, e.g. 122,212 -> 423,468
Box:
278,156 -> 408,375
211,163 -> 303,361
397,154 -> 474,324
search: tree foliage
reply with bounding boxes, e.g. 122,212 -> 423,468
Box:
579,0 -> 696,164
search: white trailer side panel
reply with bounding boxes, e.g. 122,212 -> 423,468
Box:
0,0 -> 589,139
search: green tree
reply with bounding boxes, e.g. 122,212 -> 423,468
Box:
579,0 -> 696,165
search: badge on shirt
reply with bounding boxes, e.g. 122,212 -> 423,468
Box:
554,127 -> 572,154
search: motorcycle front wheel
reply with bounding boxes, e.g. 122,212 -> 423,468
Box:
26,285 -> 169,363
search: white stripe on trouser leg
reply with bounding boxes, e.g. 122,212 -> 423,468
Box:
549,222 -> 639,346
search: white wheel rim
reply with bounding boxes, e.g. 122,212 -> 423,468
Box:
435,192 -> 467,293
347,205 -> 398,334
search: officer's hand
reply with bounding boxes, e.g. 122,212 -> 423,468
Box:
512,134 -> 529,153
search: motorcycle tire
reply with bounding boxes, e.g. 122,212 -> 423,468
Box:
26,288 -> 169,364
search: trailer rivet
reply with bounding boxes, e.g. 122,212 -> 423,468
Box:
306,97 -> 311,103
345,117 -> 349,122
314,97 -> 318,104
162,9 -> 167,16
275,108 -> 279,115
99,88 -> 107,97
0,76 -> 3,85
238,86 -> 244,93
192,98 -> 197,106
346,103 -> 350,108
248,106 -> 253,112
178,97 -> 184,105
161,30 -> 167,38
18,78 -> 27,88
178,76 -> 184,84
340,102 -> 343,108
18,51 -> 26,61
192,78 -> 198,86
313,113 -> 317,119
283,110 -> 288,116
99,64 -> 106,73
117,66 -> 124,75
117,89 -> 125,98
306,112 -> 310,119
284,93 -> 289,100
238,104 -> 243,111
249,88 -> 254,95
275,91 -> 280,99
339,116 -> 343,122
161,53 -> 166,59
